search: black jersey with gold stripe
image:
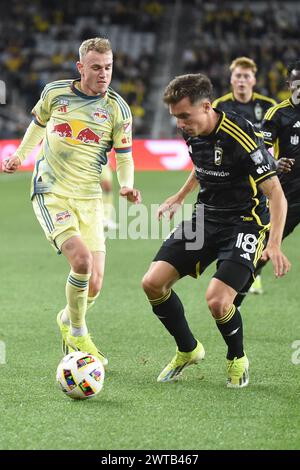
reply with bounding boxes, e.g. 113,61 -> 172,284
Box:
262,98 -> 300,201
212,92 -> 276,129
184,110 -> 276,225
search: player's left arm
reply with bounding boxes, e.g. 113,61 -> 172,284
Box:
113,111 -> 141,204
258,176 -> 291,277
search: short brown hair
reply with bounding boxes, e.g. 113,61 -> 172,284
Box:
163,73 -> 213,105
79,37 -> 112,61
230,57 -> 257,74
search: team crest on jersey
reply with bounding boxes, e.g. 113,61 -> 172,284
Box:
250,149 -> 264,165
59,99 -> 69,106
93,108 -> 109,123
290,134 -> 299,145
254,102 -> 263,121
55,211 -> 71,224
214,143 -> 223,166
58,99 -> 69,113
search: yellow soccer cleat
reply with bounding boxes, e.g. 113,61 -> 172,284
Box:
157,340 -> 205,382
56,310 -> 73,355
227,355 -> 249,388
66,333 -> 108,367
249,275 -> 263,295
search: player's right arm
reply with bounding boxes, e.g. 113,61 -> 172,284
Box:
158,169 -> 198,220
2,84 -> 52,174
262,107 -> 294,173
2,121 -> 46,173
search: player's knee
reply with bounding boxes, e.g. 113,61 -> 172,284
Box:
72,252 -> 93,274
142,273 -> 164,298
206,293 -> 227,319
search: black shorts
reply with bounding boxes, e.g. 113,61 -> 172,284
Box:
153,213 -> 268,280
283,202 -> 300,239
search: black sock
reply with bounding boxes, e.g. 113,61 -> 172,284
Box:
215,305 -> 244,360
150,289 -> 197,352
234,291 -> 247,309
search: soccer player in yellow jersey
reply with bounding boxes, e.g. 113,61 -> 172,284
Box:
2,37 -> 141,366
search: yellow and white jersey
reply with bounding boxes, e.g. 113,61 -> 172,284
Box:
31,79 -> 132,199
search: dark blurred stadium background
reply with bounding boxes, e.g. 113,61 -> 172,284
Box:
1,0 -> 300,140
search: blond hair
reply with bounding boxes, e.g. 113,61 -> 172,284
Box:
79,37 -> 112,61
230,57 -> 257,74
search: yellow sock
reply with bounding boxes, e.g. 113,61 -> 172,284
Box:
87,292 -> 100,312
65,271 -> 91,329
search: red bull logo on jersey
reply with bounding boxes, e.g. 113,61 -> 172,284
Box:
52,123 -> 73,138
55,210 -> 71,224
93,108 -> 109,124
51,120 -> 103,145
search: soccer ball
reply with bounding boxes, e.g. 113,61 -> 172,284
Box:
56,351 -> 105,399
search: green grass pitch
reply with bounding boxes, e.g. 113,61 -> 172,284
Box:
0,171 -> 299,450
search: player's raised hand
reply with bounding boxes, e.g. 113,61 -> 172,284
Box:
261,244 -> 291,277
157,194 -> 184,221
2,155 -> 21,174
119,186 -> 142,204
277,157 -> 295,173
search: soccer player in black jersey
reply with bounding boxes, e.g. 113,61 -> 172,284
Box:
213,57 -> 277,294
142,74 -> 290,388
235,60 -> 300,309
213,57 -> 276,130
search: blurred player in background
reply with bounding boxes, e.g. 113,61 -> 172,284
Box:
142,73 -> 290,388
2,37 -> 141,365
213,57 -> 277,294
100,163 -> 119,230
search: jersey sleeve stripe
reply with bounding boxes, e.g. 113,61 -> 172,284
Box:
221,122 -> 256,152
107,89 -> 131,120
212,92 -> 233,107
115,147 -> 132,153
253,171 -> 276,184
264,100 -> 291,121
220,124 -> 253,153
223,117 -> 257,149
41,82 -> 72,99
33,116 -> 46,128
252,92 -> 277,105
215,111 -> 226,132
